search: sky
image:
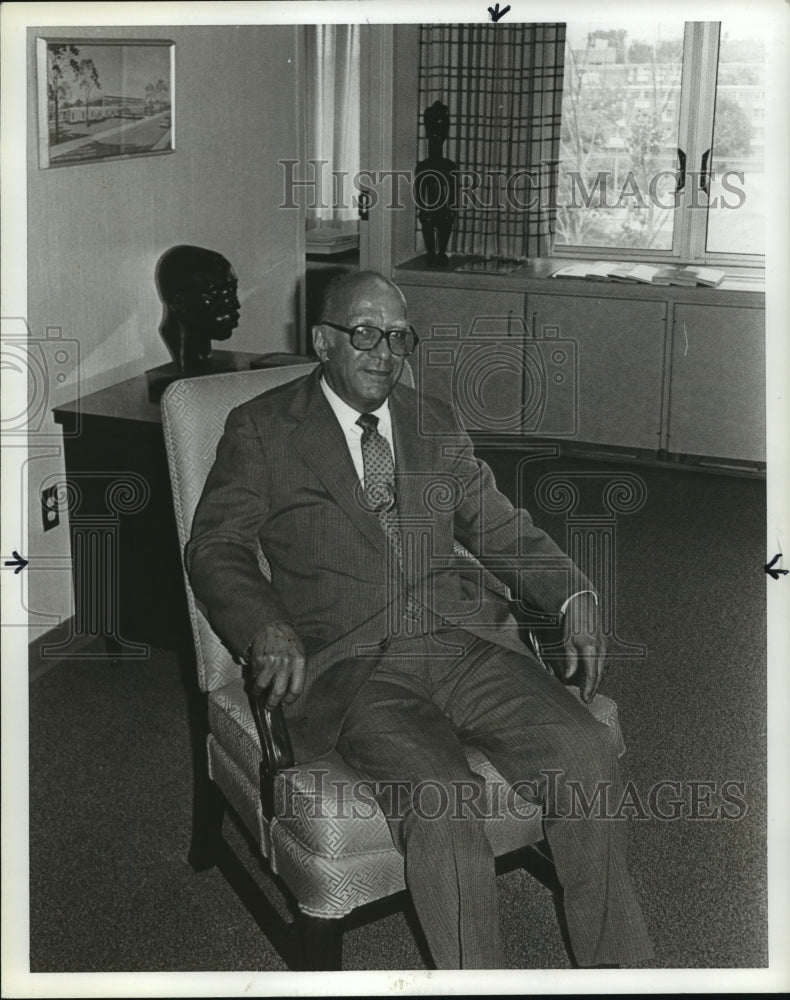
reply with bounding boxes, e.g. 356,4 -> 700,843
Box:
48,42 -> 172,101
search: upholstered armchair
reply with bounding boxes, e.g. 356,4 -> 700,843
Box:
161,363 -> 625,970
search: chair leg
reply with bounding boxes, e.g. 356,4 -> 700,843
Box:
175,645 -> 226,872
188,773 -> 226,872
297,913 -> 344,970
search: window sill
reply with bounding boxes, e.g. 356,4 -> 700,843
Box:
394,254 -> 766,296
549,250 -> 765,287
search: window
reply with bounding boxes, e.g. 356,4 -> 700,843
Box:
554,22 -> 765,266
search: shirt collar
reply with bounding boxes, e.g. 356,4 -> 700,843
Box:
320,374 -> 392,435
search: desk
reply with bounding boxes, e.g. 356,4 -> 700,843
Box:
51,352 -> 267,656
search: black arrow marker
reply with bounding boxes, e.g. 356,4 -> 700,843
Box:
765,553 -> 788,580
488,3 -> 511,22
4,551 -> 29,574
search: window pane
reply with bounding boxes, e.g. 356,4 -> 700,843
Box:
555,24 -> 685,251
705,29 -> 765,255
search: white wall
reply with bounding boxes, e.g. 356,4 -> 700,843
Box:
25,24 -> 304,640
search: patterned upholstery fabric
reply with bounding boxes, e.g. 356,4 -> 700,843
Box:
206,675 -> 624,917
162,363 -> 626,920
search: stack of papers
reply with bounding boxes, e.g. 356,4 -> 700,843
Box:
305,226 -> 359,255
552,261 -> 725,287
671,266 -> 726,287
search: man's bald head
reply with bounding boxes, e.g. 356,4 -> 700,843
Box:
320,271 -> 407,326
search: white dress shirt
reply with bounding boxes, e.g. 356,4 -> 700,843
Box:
319,376 -> 595,616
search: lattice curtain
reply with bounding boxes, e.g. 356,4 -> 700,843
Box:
418,23 -> 566,258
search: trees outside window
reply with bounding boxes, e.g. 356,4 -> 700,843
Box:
555,21 -> 765,265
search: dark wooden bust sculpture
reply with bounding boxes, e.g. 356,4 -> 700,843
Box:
414,100 -> 457,267
156,245 -> 240,371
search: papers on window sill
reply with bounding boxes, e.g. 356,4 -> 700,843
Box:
454,255 -> 527,274
552,261 -> 726,287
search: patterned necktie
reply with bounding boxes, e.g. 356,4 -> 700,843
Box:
356,413 -> 421,621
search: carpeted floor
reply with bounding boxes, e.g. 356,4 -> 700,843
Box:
28,456 -> 767,972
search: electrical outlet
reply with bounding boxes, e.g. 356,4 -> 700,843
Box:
41,484 -> 61,531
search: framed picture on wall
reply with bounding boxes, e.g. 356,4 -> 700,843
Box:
36,38 -> 175,168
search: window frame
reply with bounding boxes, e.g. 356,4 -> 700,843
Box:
552,21 -> 765,272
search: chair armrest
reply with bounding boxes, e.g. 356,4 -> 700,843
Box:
525,621 -> 564,672
248,687 -> 295,818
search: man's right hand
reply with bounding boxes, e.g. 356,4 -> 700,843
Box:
246,622 -> 306,709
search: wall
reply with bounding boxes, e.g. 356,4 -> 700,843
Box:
25,24 -> 304,640
389,25 -> 421,270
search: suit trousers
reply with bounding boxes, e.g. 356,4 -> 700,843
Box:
335,628 -> 654,969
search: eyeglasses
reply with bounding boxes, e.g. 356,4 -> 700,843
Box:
320,321 -> 419,357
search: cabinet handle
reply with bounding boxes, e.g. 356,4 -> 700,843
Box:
531,311 -> 537,337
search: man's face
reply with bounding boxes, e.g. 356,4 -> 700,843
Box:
316,278 -> 407,413
175,260 -> 240,342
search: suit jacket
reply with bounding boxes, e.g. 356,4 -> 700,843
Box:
186,368 -> 590,761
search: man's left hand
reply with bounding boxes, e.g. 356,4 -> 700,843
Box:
560,593 -> 607,703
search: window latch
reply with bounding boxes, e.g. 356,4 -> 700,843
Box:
357,189 -> 371,222
676,148 -> 686,192
700,149 -> 712,196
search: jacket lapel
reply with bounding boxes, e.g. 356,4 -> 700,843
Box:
287,370 -> 391,559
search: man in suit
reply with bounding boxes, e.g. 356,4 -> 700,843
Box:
187,271 -> 654,969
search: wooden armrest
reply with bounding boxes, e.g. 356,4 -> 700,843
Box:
524,616 -> 567,679
247,686 -> 295,818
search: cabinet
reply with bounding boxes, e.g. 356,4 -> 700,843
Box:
405,282 -> 667,448
397,262 -> 765,467
528,293 -> 667,451
406,285 -> 527,433
667,303 -> 765,463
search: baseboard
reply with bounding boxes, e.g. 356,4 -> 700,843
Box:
475,435 -> 766,480
28,618 -> 102,682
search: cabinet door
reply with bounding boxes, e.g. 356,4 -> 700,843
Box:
403,284 -> 527,433
668,304 -> 765,462
528,293 -> 666,450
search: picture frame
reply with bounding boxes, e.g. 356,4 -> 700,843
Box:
36,37 -> 175,168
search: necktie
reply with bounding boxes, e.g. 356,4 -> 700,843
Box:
356,413 -> 421,622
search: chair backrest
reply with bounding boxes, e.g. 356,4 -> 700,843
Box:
161,360 -> 415,692
162,363 -> 318,691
